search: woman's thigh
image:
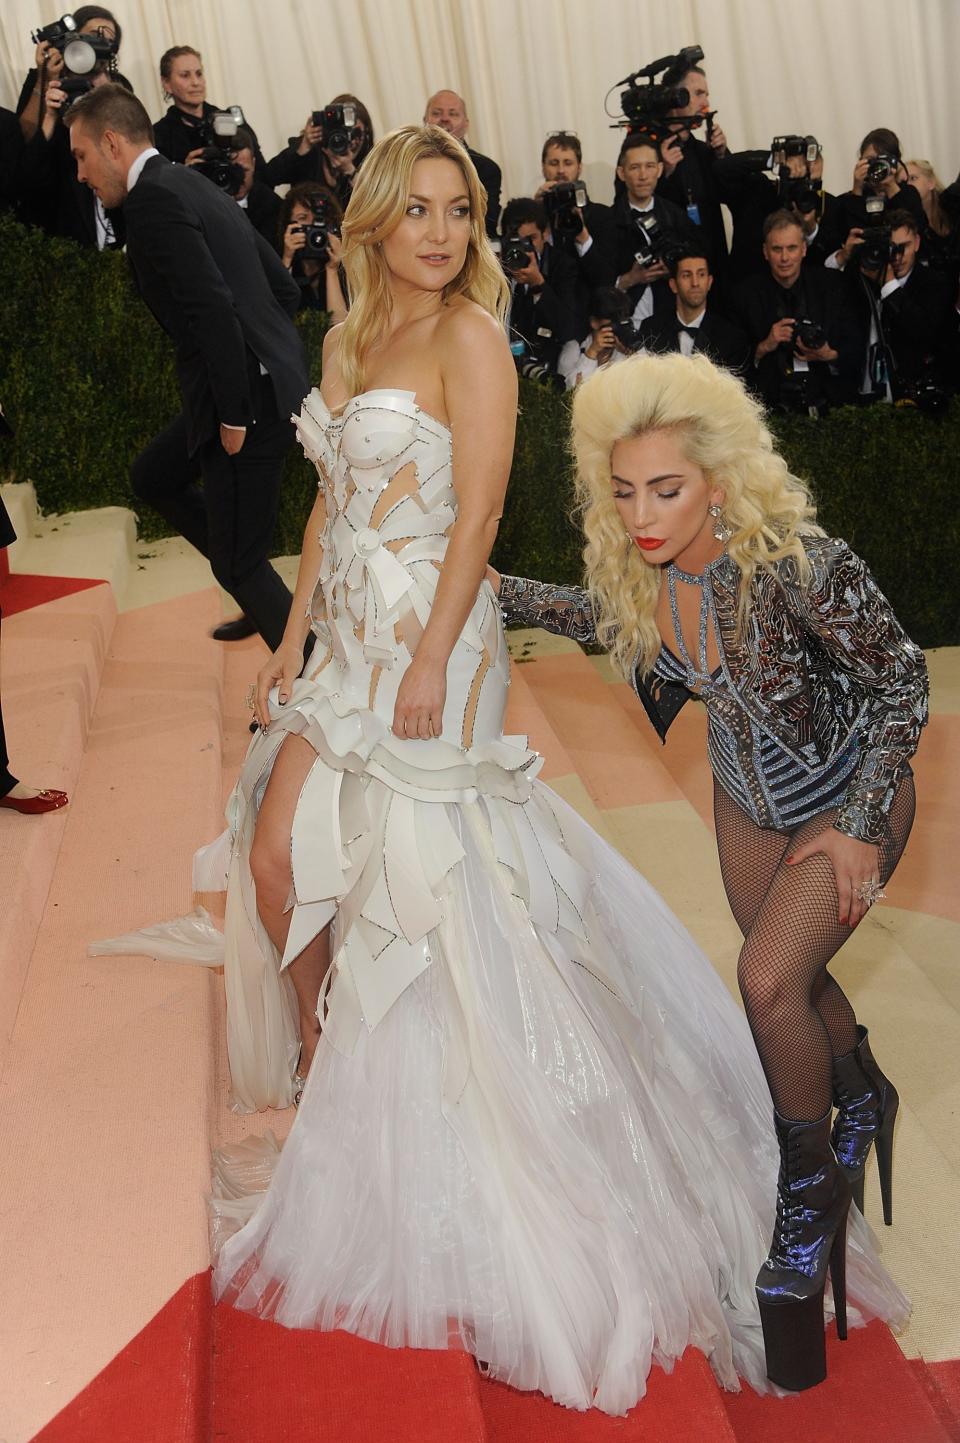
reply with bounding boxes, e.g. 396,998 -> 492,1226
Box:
249,732 -> 319,888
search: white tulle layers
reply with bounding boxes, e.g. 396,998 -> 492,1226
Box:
212,787 -> 909,1414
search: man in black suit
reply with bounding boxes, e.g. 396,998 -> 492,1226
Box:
656,60 -> 732,280
535,132 -> 617,299
424,90 -> 501,237
734,209 -> 859,411
66,85 -> 309,650
612,135 -> 702,324
717,140 -> 842,282
500,197 -> 581,377
638,249 -> 750,373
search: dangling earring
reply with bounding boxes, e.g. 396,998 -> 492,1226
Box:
709,503 -> 732,543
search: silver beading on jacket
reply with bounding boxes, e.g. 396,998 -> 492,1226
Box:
499,536 -> 929,845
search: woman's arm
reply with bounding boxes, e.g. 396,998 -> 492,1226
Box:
391,307 -> 516,740
792,538 -> 929,843
324,235 -> 348,324
496,573 -> 597,646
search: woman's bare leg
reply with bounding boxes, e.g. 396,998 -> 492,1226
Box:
249,733 -> 331,1075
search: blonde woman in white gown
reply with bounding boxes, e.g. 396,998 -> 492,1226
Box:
207,125 -> 907,1415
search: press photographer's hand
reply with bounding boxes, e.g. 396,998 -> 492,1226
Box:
513,254 -> 544,288
296,115 -> 324,156
282,222 -> 307,267
619,257 -> 668,289
586,324 -> 616,360
756,317 -> 796,359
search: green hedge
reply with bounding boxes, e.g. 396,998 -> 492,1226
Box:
0,215 -> 956,646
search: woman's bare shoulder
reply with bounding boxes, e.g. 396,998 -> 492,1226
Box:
437,297 -> 506,348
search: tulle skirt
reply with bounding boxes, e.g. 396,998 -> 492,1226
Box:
211,785 -> 908,1415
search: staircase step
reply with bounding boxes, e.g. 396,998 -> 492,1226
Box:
0,582 -> 116,1069
0,588 -> 226,1443
8,500 -> 138,604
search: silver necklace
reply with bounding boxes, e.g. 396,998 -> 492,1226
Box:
666,562 -> 715,689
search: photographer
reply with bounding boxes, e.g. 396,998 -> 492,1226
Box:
153,47 -> 264,173
734,210 -> 858,412
263,94 -> 373,209
637,248 -> 750,372
424,90 -> 501,237
16,9 -> 128,246
557,287 -> 635,390
186,125 -> 280,245
656,57 -> 731,276
718,137 -> 842,282
612,135 -> 701,324
534,131 -> 616,296
501,197 -> 580,379
830,129 -> 925,270
278,183 -> 347,320
850,209 -> 952,404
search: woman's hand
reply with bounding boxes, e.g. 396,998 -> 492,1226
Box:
254,640 -> 304,729
325,232 -> 344,270
35,40 -> 64,76
392,657 -> 446,740
282,221 -> 306,268
787,828 -> 883,928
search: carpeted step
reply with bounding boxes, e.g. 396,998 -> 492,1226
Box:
0,582 -> 116,1072
0,588 -> 227,1443
912,1358 -> 960,1443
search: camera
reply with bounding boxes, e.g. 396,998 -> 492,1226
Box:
189,111 -> 247,196
311,103 -> 361,156
616,45 -> 707,141
859,220 -> 893,272
792,318 -> 826,351
632,212 -> 687,270
588,288 -> 641,352
542,181 -> 588,237
865,153 -> 897,187
59,73 -> 94,107
293,222 -> 333,262
33,14 -> 117,74
502,234 -> 537,273
895,375 -> 948,416
771,135 -> 823,214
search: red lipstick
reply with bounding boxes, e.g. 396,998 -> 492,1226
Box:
634,537 -> 666,551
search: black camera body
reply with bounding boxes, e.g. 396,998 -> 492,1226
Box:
542,181 -> 588,236
792,317 -> 826,351
617,45 -> 706,141
866,153 -> 898,187
312,103 -> 361,156
770,135 -> 823,215
895,375 -> 948,416
632,212 -> 686,271
190,110 -> 247,196
502,234 -> 537,273
34,15 -> 117,74
294,222 -> 333,262
860,223 -> 892,272
59,73 -> 94,107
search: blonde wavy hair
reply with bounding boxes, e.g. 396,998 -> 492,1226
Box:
337,125 -> 508,395
573,351 -> 823,678
906,157 -> 948,235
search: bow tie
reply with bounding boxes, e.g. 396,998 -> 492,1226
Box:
677,324 -> 699,338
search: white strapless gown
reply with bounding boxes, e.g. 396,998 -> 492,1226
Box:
205,388 -> 907,1414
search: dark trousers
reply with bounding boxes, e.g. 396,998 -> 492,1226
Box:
131,379 -> 294,651
0,606 -> 16,798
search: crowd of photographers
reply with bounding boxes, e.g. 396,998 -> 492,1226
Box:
2,15 -> 959,416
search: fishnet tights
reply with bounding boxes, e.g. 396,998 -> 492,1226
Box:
714,776 -> 916,1123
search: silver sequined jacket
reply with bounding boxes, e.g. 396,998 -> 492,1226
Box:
499,536 -> 929,844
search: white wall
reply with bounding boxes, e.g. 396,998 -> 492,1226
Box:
3,0 -> 957,203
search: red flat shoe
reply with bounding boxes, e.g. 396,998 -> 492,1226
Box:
0,789 -> 69,815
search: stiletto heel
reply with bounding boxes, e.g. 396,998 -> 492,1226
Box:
756,1110 -> 852,1391
831,1025 -> 898,1224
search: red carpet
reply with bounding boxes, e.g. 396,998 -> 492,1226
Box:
28,1272 -> 959,1442
0,571 -> 106,616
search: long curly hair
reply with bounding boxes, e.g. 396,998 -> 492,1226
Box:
572,351 -> 822,678
337,125 -> 508,396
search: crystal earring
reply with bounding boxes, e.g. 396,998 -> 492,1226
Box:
709,503 -> 732,543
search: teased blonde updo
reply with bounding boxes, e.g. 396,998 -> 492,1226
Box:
572,351 -> 822,679
337,124 -> 509,396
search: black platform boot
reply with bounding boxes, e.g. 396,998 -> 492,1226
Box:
756,1109 -> 852,1391
831,1025 -> 898,1225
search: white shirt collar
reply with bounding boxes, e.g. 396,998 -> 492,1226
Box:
127,147 -> 160,193
678,307 -> 706,328
629,198 -> 656,213
237,193 -> 249,209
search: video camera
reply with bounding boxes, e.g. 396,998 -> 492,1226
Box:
614,45 -> 710,142
189,110 -> 247,197
501,234 -> 537,274
33,14 -> 117,75
632,212 -> 688,271
311,103 -> 362,156
542,180 -> 588,238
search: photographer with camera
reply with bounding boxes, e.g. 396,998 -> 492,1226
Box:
734,210 -> 858,412
718,136 -> 842,282
184,124 -> 281,245
612,135 -> 701,325
423,90 -> 501,237
637,248 -> 750,372
534,131 -> 617,296
278,183 -> 347,321
557,286 -> 636,390
262,95 -> 373,210
153,47 -> 264,174
656,55 -> 732,278
829,129 -> 925,272
16,8 -> 129,246
501,197 -> 581,381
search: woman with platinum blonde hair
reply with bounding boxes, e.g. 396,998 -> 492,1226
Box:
204,133 -> 912,1412
497,350 -> 927,1392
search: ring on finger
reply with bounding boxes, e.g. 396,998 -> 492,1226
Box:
854,877 -> 886,906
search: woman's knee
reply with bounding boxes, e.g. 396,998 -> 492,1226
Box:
736,946 -> 793,1020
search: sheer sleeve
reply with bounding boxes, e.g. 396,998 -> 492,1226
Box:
498,575 -> 597,646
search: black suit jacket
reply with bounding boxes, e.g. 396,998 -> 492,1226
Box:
656,135 -> 730,272
879,264 -> 952,387
508,241 -> 580,371
466,147 -> 502,238
242,179 -> 283,248
637,308 -> 751,373
612,193 -> 702,315
124,155 -> 308,454
716,152 -> 842,281
733,265 -> 860,406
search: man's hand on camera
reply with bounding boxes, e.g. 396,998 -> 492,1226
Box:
795,337 -> 837,364
660,135 -> 683,175
618,258 -> 668,290
512,255 -> 545,289
586,324 -> 616,361
220,424 -> 246,455
708,120 -> 727,155
835,227 -> 865,269
533,179 -> 556,200
756,317 -> 796,359
296,115 -> 324,156
572,208 -> 591,246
